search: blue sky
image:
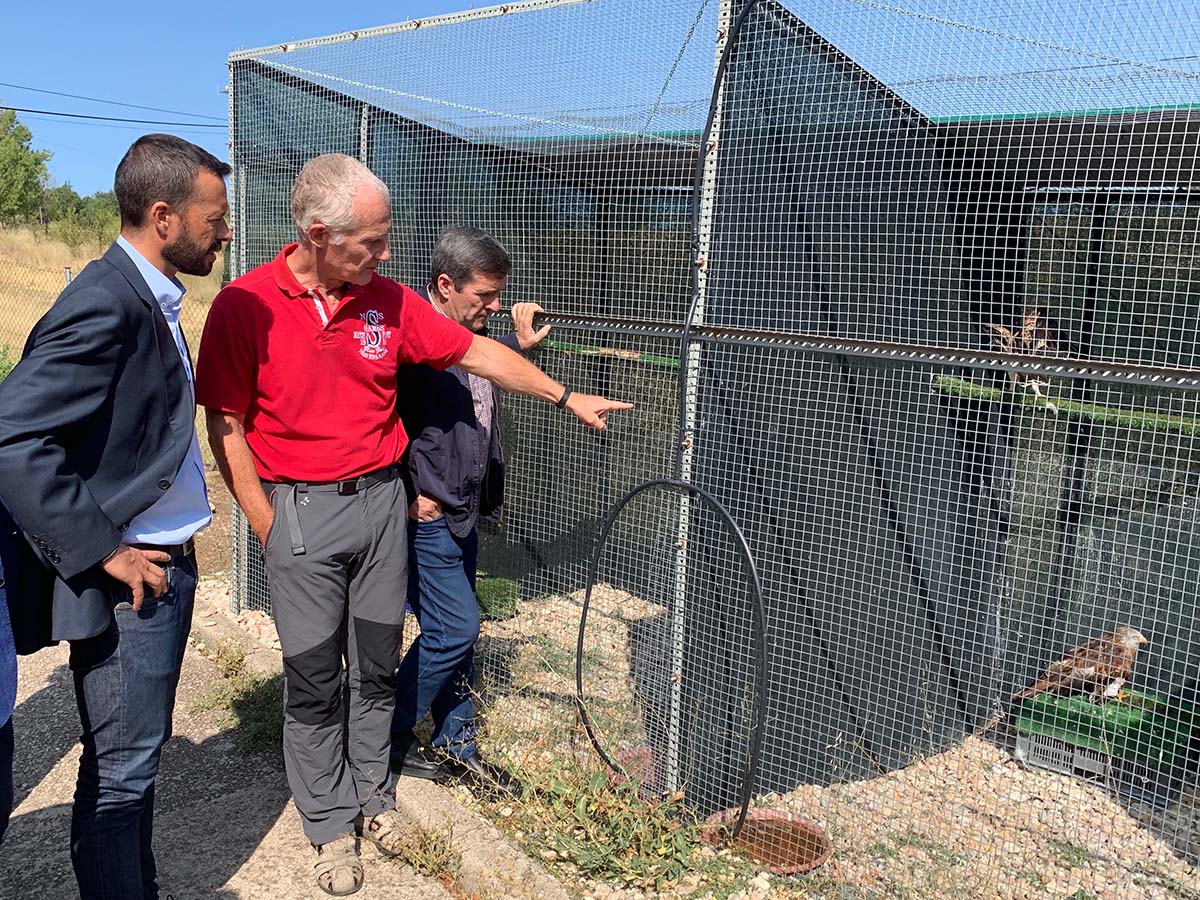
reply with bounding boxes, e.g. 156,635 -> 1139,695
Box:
7,0 -> 1197,195
2,0 -> 470,195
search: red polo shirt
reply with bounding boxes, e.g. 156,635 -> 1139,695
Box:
195,243 -> 474,482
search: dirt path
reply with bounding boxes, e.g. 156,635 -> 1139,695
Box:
6,634 -> 449,899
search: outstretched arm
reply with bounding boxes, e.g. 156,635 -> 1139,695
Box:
456,334 -> 633,430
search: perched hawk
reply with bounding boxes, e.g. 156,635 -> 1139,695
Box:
986,306 -> 1062,357
986,306 -> 1064,407
1011,626 -> 1149,703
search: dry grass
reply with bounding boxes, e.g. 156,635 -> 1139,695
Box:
192,638 -> 285,757
0,227 -> 224,462
0,226 -> 222,354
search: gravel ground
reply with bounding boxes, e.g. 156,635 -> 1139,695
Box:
475,585 -> 1200,900
774,731 -> 1198,900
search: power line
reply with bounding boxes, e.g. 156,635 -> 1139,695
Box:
2,106 -> 225,129
0,81 -> 225,121
21,116 -> 224,137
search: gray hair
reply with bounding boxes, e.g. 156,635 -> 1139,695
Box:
291,154 -> 390,246
429,226 -> 511,290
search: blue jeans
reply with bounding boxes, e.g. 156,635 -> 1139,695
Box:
0,716 -> 12,846
69,553 -> 197,900
393,518 -> 479,757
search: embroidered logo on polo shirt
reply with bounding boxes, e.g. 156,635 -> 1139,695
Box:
354,309 -> 393,360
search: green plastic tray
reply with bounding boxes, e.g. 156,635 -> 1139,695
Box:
1012,690 -> 1198,774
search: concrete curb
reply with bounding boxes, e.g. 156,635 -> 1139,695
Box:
195,575 -> 571,900
392,777 -> 573,900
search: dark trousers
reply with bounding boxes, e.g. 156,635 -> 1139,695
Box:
393,518 -> 480,757
0,715 -> 12,846
69,552 -> 197,900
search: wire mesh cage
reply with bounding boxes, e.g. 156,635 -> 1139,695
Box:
225,0 -> 1200,895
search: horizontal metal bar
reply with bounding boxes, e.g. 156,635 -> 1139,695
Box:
500,310 -> 1200,390
229,0 -> 592,62
1026,184 -> 1197,196
1027,188 -> 1200,205
517,312 -> 685,342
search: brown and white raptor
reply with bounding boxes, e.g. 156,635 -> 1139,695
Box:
1011,626 -> 1149,703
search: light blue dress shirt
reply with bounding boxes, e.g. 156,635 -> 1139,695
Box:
116,237 -> 211,545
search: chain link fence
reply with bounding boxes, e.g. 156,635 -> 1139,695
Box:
0,241 -> 74,369
0,227 -> 223,433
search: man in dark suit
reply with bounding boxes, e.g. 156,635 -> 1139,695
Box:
0,134 -> 231,899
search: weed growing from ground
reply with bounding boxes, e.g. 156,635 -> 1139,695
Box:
195,638 -> 284,756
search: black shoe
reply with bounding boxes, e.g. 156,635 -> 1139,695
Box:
442,748 -> 524,797
390,733 -> 444,781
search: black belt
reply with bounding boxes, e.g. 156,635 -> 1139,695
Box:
130,538 -> 195,561
263,465 -> 400,558
272,464 -> 399,496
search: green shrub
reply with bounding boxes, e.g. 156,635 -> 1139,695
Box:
477,572 -> 519,620
0,345 -> 15,382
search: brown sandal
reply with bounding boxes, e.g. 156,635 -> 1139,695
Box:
360,809 -> 410,858
314,834 -> 363,896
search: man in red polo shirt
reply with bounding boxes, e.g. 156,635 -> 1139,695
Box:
196,153 -> 630,897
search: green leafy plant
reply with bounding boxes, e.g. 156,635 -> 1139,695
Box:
483,754 -> 759,893
476,572 -> 519,620
0,345 -> 15,382
388,819 -> 461,879
1049,839 -> 1095,869
195,639 -> 284,756
535,765 -> 700,888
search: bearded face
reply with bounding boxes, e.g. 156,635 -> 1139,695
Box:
163,216 -> 224,277
161,169 -> 231,277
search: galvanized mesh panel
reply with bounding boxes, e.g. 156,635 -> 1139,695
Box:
576,481 -> 765,817
225,0 -> 1200,895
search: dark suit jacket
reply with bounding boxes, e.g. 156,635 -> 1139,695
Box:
0,242 -> 195,647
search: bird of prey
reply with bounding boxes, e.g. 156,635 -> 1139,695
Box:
986,307 -> 1064,411
987,306 -> 1063,356
1011,626 -> 1149,703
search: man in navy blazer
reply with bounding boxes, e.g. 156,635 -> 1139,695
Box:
392,227 -> 549,794
0,134 -> 230,899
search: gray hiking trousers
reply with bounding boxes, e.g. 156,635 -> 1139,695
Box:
261,465 -> 407,845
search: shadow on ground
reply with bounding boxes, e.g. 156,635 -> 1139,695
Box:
4,653 -> 290,899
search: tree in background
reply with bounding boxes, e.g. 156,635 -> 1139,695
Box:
85,192 -> 118,245
82,191 -> 120,247
44,185 -> 119,249
81,191 -> 118,227
41,183 -> 83,225
0,110 -> 51,225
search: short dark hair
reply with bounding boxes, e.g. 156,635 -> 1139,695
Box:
114,134 -> 231,228
429,226 -> 511,289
